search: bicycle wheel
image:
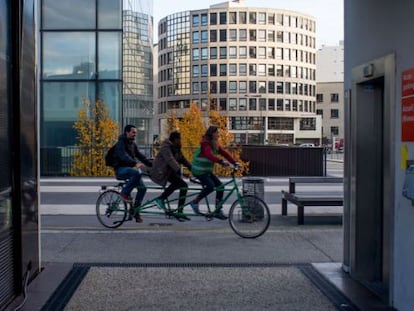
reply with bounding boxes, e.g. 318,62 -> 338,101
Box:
96,190 -> 128,228
228,195 -> 270,238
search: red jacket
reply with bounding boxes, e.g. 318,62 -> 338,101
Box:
198,138 -> 236,164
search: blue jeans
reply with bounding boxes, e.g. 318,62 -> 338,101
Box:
195,173 -> 223,203
115,167 -> 146,206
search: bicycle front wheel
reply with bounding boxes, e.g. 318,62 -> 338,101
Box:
96,190 -> 128,228
229,195 -> 270,238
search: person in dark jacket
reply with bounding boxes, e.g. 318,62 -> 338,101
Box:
114,124 -> 152,222
190,126 -> 237,220
150,131 -> 192,221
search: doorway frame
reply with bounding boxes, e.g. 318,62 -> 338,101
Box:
348,53 -> 395,303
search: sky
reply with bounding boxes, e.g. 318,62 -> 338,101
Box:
152,0 -> 343,48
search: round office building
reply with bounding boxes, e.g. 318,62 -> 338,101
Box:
156,0 -> 320,145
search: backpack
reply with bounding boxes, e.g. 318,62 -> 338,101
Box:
105,144 -> 117,167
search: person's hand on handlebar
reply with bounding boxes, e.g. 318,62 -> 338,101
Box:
220,159 -> 230,167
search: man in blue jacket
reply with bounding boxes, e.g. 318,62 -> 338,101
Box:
113,125 -> 152,222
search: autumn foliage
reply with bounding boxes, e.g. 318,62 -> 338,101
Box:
71,98 -> 119,176
164,103 -> 249,176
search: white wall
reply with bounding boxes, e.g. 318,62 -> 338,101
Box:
345,1 -> 414,309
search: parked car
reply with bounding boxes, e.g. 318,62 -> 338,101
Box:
299,143 -> 315,147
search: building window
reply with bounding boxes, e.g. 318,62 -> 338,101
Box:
331,126 -> 339,136
258,30 -> 266,41
249,46 -> 256,58
258,64 -> 266,76
220,47 -> 227,59
201,30 -> 208,43
258,12 -> 266,24
239,46 -> 247,58
249,29 -> 256,41
229,46 -> 237,58
249,12 -> 256,24
300,118 -> 316,130
210,64 -> 217,76
268,81 -> 275,93
210,81 -> 217,93
201,13 -> 208,26
201,47 -> 208,59
229,81 -> 237,93
277,99 -> 283,111
239,11 -> 247,24
268,117 -> 294,130
229,63 -> 237,75
249,81 -> 257,93
210,47 -> 217,59
192,31 -> 199,43
220,64 -> 227,76
219,98 -> 227,111
229,98 -> 237,111
219,81 -> 227,93
192,82 -> 199,94
239,98 -> 247,110
192,65 -> 199,77
201,64 -> 208,77
258,81 -> 266,93
277,82 -> 283,94
239,63 -> 247,75
229,12 -> 237,24
268,30 -> 275,42
192,48 -> 199,60
249,98 -> 257,110
239,81 -> 247,93
210,30 -> 217,42
331,93 -> 339,102
316,109 -> 323,118
249,64 -> 256,76
210,12 -> 217,25
220,29 -> 227,41
268,98 -> 275,110
220,12 -> 227,24
331,109 -> 339,118
229,29 -> 237,41
316,93 -> 323,102
192,14 -> 199,26
239,29 -> 247,41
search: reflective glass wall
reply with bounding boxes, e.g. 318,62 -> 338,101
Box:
123,1 -> 153,145
40,0 -> 122,150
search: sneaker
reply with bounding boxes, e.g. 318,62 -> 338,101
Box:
190,201 -> 200,215
120,192 -> 132,203
174,211 -> 191,221
154,198 -> 166,210
135,214 -> 143,223
213,210 -> 228,220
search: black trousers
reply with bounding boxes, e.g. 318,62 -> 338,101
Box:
159,173 -> 188,208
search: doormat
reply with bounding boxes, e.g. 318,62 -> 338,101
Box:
41,263 -> 358,311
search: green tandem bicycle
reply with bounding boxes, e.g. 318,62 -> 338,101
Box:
95,166 -> 270,238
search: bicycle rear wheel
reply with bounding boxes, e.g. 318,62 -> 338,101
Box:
228,195 -> 270,238
96,190 -> 128,228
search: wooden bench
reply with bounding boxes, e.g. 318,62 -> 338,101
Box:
281,177 -> 343,225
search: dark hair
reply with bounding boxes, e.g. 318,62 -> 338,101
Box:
124,124 -> 136,134
204,126 -> 219,142
169,131 -> 181,141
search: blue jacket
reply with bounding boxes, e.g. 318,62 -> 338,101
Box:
113,134 -> 152,169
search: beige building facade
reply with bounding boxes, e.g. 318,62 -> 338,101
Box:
155,0 -> 321,145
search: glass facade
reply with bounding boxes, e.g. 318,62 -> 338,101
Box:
40,0 -> 123,150
157,3 -> 320,145
40,0 -> 154,153
122,7 -> 153,144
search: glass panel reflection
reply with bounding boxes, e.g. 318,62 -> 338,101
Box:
98,32 -> 121,79
43,33 -> 95,79
97,82 -> 121,121
98,0 -> 121,29
42,0 -> 95,29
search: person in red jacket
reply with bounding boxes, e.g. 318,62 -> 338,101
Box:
190,126 -> 237,219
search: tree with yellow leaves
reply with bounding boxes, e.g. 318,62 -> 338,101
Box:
71,98 -> 119,176
163,102 -> 249,176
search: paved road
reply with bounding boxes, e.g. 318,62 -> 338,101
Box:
39,161 -> 343,264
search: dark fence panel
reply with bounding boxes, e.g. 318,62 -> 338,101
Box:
40,145 -> 324,177
241,146 -> 324,176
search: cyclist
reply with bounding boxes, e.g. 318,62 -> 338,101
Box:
113,124 -> 152,222
150,131 -> 192,221
190,125 -> 237,220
